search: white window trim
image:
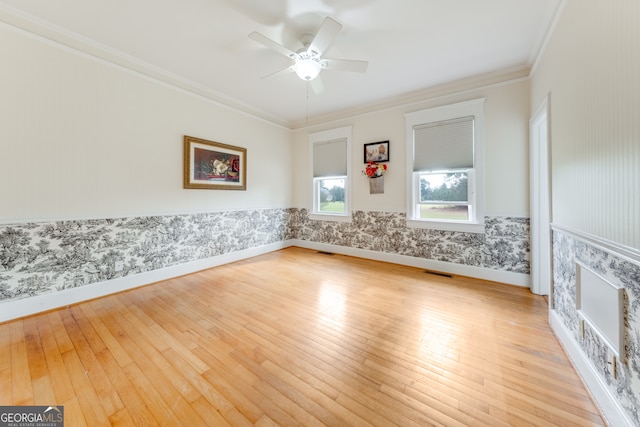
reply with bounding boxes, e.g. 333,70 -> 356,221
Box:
405,99 -> 485,233
309,126 -> 352,222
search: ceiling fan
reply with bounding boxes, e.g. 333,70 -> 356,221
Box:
249,17 -> 368,93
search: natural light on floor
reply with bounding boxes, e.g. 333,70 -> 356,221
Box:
419,312 -> 460,367
317,283 -> 346,331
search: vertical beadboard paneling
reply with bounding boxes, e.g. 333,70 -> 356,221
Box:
630,0 -> 640,248
537,1 -> 640,250
581,1 -> 640,248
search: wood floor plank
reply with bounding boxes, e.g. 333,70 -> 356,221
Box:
22,317 -> 56,405
46,310 -> 75,354
229,348 -> 327,427
62,396 -> 89,427
99,308 -> 207,427
61,348 -> 111,426
0,320 -> 12,368
108,407 -> 137,427
197,365 -> 265,425
0,247 -> 605,426
60,306 -> 124,418
31,375 -> 57,406
254,415 -> 280,427
76,303 -> 133,368
121,361 -> 186,426
9,320 -> 33,404
162,349 -> 244,419
190,395 -> 243,427
92,340 -> 158,426
103,305 -> 203,404
22,317 -> 48,382
36,313 -> 76,404
227,316 -> 424,427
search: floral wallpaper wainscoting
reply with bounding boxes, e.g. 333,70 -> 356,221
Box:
0,209 -> 289,302
1,208 -> 530,318
288,209 -> 530,275
552,229 -> 640,426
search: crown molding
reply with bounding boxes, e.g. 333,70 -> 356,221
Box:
292,66 -> 531,129
529,0 -> 569,76
1,3 -> 538,131
0,4 -> 293,130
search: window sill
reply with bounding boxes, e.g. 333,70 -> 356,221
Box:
407,219 -> 485,234
309,213 -> 352,222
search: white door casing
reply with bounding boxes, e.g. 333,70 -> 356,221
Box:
530,96 -> 552,297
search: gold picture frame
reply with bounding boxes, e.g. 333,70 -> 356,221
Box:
183,135 -> 247,190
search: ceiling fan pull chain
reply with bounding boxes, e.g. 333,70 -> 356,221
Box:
306,82 -> 310,129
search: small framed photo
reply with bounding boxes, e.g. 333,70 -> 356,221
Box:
183,135 -> 247,190
364,141 -> 389,163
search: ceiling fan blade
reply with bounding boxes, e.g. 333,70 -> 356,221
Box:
310,75 -> 325,94
323,58 -> 368,73
261,64 -> 295,80
307,17 -> 342,56
249,31 -> 297,58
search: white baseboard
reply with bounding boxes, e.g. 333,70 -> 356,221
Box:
549,310 -> 634,427
291,240 -> 530,288
1,240 -> 529,323
0,241 -> 291,323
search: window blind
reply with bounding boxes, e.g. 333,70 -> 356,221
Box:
413,116 -> 474,171
313,138 -> 347,177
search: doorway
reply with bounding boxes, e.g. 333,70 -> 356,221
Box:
530,96 -> 552,297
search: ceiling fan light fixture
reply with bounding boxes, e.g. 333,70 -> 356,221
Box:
294,57 -> 322,81
250,17 -> 367,88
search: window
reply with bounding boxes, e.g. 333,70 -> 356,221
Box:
405,99 -> 485,232
309,126 -> 352,220
314,177 -> 346,214
417,170 -> 472,220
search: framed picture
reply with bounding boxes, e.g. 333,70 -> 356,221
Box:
364,141 -> 389,163
183,135 -> 247,190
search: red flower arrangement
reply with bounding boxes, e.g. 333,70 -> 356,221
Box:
363,161 -> 387,178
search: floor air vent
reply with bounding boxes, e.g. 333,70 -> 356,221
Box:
317,251 -> 335,256
424,269 -> 453,278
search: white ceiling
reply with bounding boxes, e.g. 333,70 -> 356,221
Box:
1,0 -> 561,129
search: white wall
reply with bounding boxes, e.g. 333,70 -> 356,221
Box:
531,0 -> 640,250
530,2 -> 640,425
0,23 -> 293,223
293,78 -> 531,217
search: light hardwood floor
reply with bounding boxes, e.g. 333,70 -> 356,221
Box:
1,247 -> 605,426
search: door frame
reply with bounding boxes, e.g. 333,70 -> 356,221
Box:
530,95 -> 552,298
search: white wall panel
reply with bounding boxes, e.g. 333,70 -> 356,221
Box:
0,23 -> 293,223
532,2 -> 640,424
531,0 -> 640,250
